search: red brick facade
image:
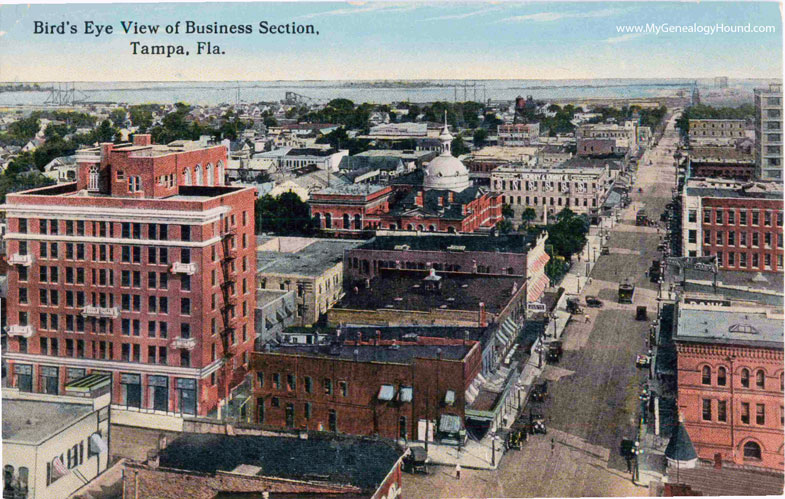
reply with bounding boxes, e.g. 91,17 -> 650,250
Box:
251,338 -> 482,440
700,197 -> 784,273
3,136 -> 256,417
676,341 -> 784,470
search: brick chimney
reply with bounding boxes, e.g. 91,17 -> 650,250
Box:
415,191 -> 424,208
479,302 -> 486,327
437,196 -> 444,207
133,134 -> 152,146
448,191 -> 455,203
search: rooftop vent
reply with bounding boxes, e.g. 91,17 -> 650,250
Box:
447,245 -> 466,252
729,324 -> 759,334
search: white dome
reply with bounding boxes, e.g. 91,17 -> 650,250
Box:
424,153 -> 470,192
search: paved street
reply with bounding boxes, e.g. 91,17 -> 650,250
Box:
404,112 -> 682,498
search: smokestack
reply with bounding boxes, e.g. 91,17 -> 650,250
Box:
479,302 -> 486,327
437,347 -> 442,360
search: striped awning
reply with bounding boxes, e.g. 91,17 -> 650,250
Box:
528,273 -> 550,304
500,317 -> 517,344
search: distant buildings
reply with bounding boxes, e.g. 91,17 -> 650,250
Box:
674,297 -> 784,470
753,83 -> 783,181
689,119 -> 746,146
279,147 -> 348,173
688,146 -> 756,181
680,178 -> 783,272
576,121 -> 639,153
2,134 -> 257,419
497,123 -> 540,146
123,432 -> 405,499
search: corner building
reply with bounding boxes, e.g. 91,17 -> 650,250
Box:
2,135 -> 256,418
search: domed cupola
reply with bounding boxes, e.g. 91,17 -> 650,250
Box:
423,111 -> 470,192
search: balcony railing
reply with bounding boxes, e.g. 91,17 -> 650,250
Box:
7,325 -> 34,338
170,262 -> 197,275
81,306 -> 120,318
171,337 -> 197,350
8,253 -> 33,266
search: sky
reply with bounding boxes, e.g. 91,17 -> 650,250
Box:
0,1 -> 782,81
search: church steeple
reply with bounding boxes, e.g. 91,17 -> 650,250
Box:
439,110 -> 453,155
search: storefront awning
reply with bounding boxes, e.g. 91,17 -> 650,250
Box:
378,384 -> 395,401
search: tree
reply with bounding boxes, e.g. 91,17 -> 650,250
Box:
546,208 -> 590,260
451,136 -> 470,157
496,219 -> 513,235
521,207 -> 537,226
255,192 -> 317,236
501,203 -> 514,219
473,128 -> 488,148
109,108 -> 127,126
91,120 -> 118,143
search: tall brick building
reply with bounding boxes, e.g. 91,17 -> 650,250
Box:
674,299 -> 784,470
2,135 -> 256,418
681,178 -> 784,272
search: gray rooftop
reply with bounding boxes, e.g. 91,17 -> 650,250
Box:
675,306 -> 784,349
274,343 -> 471,363
257,239 -> 362,277
255,289 -> 292,308
313,183 -> 389,196
3,398 -> 92,445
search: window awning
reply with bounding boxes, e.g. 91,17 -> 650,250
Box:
399,386 -> 413,403
444,389 -> 456,406
89,433 -> 108,454
378,384 -> 395,401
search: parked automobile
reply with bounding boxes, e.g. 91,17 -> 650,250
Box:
547,341 -> 563,363
585,296 -> 603,308
530,413 -> 547,435
566,298 -> 583,314
636,354 -> 651,369
531,382 -> 548,402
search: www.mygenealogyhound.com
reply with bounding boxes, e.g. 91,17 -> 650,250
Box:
617,22 -> 777,35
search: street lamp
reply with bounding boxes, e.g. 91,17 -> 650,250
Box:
632,440 -> 642,484
491,433 -> 500,467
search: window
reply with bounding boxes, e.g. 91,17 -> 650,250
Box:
718,400 -> 727,422
741,368 -> 750,388
324,378 -> 333,395
756,370 -> 765,389
181,298 -> 191,315
688,230 -> 697,244
703,210 -> 711,223
304,402 -> 311,420
256,372 -> 264,388
702,399 -> 712,421
328,409 -> 337,432
688,210 -> 697,223
756,404 -> 766,425
741,402 -> 750,424
702,366 -> 711,385
181,225 -> 191,241
339,381 -> 348,397
718,367 -> 727,386
304,376 -> 312,393
273,373 -> 281,390
743,441 -> 762,460
740,210 -> 747,225
286,374 -> 296,391
728,210 -> 735,225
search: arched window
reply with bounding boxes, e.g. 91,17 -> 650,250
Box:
195,165 -> 203,185
354,214 -> 361,230
429,225 -> 436,232
324,213 -> 332,229
741,368 -> 750,388
3,465 -> 13,488
88,165 -> 99,191
447,226 -> 456,234
342,214 -> 350,229
217,161 -> 225,185
313,213 -> 321,228
206,163 -> 214,186
417,225 -> 424,231
743,441 -> 762,460
702,366 -> 712,385
756,370 -> 765,389
407,224 -> 413,231
717,367 -> 727,386
18,467 -> 28,490
183,167 -> 192,186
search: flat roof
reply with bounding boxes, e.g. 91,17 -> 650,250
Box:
272,343 -> 470,363
158,433 -> 402,492
257,239 -> 362,277
356,234 -> 536,254
3,398 -> 92,445
337,269 -> 523,314
675,306 -> 784,349
255,289 -> 292,308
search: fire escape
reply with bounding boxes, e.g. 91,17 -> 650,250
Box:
219,222 -> 238,402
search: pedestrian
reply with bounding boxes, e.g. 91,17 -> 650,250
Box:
585,314 -> 590,324
551,438 -> 555,452
455,463 -> 461,480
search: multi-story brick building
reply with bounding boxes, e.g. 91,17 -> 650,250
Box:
674,299 -> 784,470
754,83 -> 783,181
2,135 -> 257,418
251,334 -> 482,441
344,232 -> 550,304
490,162 -> 614,220
681,178 -> 783,272
576,121 -> 639,151
498,123 -> 540,146
688,119 -> 747,146
688,146 -> 756,181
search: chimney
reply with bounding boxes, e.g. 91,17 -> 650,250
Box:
376,330 -> 381,346
356,331 -> 362,345
415,191 -> 424,208
353,348 -> 359,362
448,191 -> 455,203
133,134 -> 152,146
437,347 -> 443,360
100,142 -> 114,161
479,302 -> 487,327
437,196 -> 444,207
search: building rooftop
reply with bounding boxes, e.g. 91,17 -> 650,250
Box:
272,342 -> 471,363
257,239 -> 362,277
337,268 -> 523,315
285,147 -> 339,157
684,178 -> 783,200
675,304 -> 784,349
2,398 -> 92,445
339,324 -> 493,349
255,289 -> 293,309
157,433 -> 403,492
356,233 -> 537,254
313,183 -> 389,196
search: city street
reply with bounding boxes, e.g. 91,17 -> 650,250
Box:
404,112 -> 682,497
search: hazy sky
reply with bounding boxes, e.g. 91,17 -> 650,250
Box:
0,1 -> 782,81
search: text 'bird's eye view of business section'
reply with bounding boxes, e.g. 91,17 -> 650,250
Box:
0,7 -> 784,499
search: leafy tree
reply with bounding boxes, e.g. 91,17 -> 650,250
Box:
128,105 -> 155,131
501,203 -> 514,219
473,128 -> 488,148
255,192 -> 317,236
521,207 -> 537,226
0,152 -> 55,203
546,208 -> 590,259
7,115 -> 40,143
496,219 -> 513,235
92,120 -> 118,143
109,108 -> 127,126
451,136 -> 470,157
676,103 -> 754,135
